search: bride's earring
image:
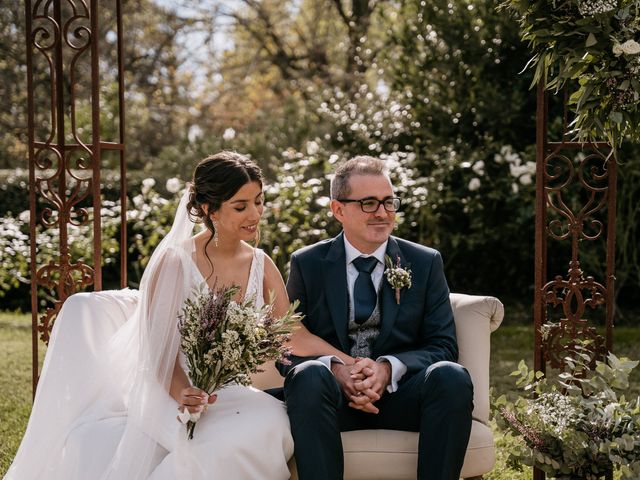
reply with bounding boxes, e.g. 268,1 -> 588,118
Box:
212,221 -> 219,247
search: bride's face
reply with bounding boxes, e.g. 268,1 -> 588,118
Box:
211,181 -> 264,242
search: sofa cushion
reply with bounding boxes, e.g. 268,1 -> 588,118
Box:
263,293 -> 504,480
288,421 -> 495,480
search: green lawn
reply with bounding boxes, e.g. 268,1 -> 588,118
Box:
0,312 -> 45,475
1,311 -> 639,478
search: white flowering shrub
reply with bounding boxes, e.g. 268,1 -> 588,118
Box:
0,180 -> 178,308
0,146 -> 540,309
0,216 -> 29,294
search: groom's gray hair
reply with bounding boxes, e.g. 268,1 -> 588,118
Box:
330,156 -> 389,199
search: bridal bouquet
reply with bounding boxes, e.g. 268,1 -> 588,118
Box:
177,284 -> 300,439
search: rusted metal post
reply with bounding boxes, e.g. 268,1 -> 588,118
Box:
532,79 -> 617,480
533,81 -> 547,379
116,0 -> 128,288
90,0 -> 102,291
25,0 -> 38,395
26,0 -> 126,393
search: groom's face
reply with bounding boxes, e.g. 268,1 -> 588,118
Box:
331,173 -> 396,254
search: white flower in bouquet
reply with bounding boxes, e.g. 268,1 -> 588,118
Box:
177,284 -> 300,439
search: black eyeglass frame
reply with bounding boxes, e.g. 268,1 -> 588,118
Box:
336,196 -> 402,213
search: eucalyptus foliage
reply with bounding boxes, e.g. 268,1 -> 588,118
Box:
496,344 -> 640,479
501,0 -> 640,146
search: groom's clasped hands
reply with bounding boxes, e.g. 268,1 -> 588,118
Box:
331,357 -> 392,414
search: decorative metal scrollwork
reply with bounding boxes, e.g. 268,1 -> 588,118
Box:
28,0 -> 98,343
533,83 -> 616,402
538,145 -> 613,371
35,259 -> 94,343
541,260 -> 607,369
27,0 -> 127,390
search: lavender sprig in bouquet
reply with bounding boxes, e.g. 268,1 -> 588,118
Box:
177,284 -> 300,439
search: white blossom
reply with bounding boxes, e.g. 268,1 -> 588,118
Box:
188,124 -> 203,143
165,177 -> 181,194
519,174 -> 532,186
472,160 -> 485,176
142,178 -> 155,188
526,392 -> 580,437
495,145 -> 522,166
468,178 -> 481,191
578,0 -> 616,16
316,196 -> 330,207
306,140 -> 319,155
620,40 -> 640,55
222,128 -> 236,141
141,178 -> 156,195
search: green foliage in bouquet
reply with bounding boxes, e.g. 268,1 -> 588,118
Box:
495,344 -> 640,479
501,0 -> 640,147
177,284 -> 300,438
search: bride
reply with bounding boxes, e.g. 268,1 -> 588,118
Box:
5,151 -> 353,479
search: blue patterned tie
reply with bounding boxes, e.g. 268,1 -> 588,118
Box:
352,256 -> 379,325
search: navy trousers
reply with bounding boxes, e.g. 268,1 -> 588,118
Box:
283,360 -> 473,480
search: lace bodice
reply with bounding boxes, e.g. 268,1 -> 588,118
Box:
188,239 -> 265,307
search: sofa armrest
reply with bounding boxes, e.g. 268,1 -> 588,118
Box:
449,293 -> 504,426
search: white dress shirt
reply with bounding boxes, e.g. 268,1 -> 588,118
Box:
315,235 -> 408,393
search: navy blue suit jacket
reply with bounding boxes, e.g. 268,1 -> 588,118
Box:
284,233 -> 458,383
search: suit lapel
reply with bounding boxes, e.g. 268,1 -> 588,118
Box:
323,233 -> 350,351
374,237 -> 406,352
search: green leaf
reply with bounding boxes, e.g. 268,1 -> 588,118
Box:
586,33 -> 597,47
609,111 -> 623,124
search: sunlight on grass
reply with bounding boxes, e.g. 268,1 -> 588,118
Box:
0,312 -> 45,475
0,310 -> 638,478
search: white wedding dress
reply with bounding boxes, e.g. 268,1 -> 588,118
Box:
5,193 -> 294,480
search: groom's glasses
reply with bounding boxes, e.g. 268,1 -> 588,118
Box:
337,196 -> 402,213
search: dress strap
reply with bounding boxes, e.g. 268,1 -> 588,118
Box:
245,248 -> 265,307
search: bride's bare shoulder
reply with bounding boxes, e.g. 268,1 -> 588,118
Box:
191,230 -> 212,248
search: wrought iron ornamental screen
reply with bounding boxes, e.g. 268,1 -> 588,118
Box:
25,0 -> 127,392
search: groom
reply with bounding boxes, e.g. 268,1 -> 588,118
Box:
282,156 -> 473,480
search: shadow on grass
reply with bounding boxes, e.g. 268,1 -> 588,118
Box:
1,310 -> 638,478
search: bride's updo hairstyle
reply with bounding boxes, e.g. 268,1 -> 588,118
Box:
187,152 -> 263,267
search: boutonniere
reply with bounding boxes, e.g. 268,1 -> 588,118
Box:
384,255 -> 412,304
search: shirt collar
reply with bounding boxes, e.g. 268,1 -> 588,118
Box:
343,234 -> 388,266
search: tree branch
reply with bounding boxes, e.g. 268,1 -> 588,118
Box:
331,0 -> 351,26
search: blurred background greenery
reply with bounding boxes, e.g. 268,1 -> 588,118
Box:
1,0 -> 639,322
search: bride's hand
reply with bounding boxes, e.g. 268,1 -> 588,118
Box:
178,387 -> 217,414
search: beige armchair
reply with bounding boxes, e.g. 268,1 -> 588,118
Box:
250,293 -> 504,480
